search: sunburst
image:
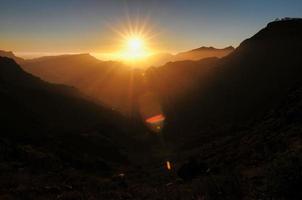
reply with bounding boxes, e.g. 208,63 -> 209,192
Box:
106,16 -> 158,62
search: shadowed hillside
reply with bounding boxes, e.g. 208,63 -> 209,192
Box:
0,56 -> 145,176
136,19 -> 302,199
20,54 -> 144,115
146,19 -> 302,141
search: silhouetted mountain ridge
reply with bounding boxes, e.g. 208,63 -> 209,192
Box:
148,46 -> 234,66
21,53 -> 144,114
25,53 -> 98,63
145,19 -> 302,140
0,50 -> 24,64
189,46 -> 234,52
0,56 -> 140,173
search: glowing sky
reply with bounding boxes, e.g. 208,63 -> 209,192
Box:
0,0 -> 301,58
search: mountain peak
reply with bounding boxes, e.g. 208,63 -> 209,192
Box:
0,50 -> 24,64
268,17 -> 302,27
25,53 -> 98,64
190,46 -> 234,52
251,18 -> 302,40
223,46 -> 235,51
190,46 -> 215,52
0,50 -> 14,56
0,50 -> 17,59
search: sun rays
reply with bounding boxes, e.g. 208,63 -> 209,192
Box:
103,15 -> 159,63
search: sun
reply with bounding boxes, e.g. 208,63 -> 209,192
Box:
121,35 -> 150,61
127,37 -> 144,51
104,17 -> 158,63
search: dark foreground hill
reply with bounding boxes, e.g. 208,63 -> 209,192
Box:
0,57 -> 148,199
146,19 -> 302,141
128,18 -> 302,200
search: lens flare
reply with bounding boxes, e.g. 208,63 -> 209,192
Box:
145,114 -> 165,132
145,114 -> 166,124
139,92 -> 165,133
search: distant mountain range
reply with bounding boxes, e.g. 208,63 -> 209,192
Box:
0,45 -> 234,68
0,45 -> 233,115
147,46 -> 234,66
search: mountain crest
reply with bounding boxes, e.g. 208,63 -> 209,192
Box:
251,18 -> 302,40
190,46 -> 235,52
0,50 -> 24,64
